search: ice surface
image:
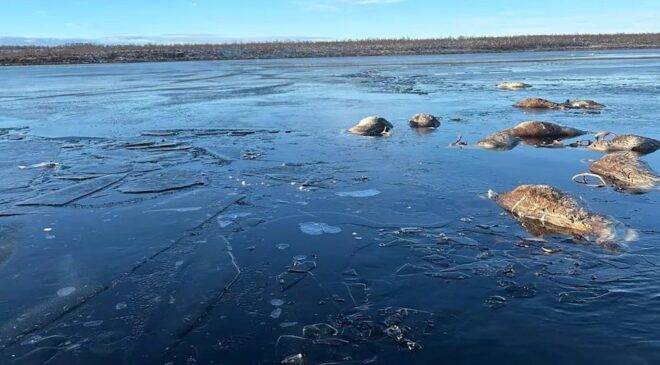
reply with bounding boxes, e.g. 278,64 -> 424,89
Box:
17,174 -> 127,206
0,51 -> 659,365
298,222 -> 342,235
117,170 -> 205,194
335,189 -> 381,198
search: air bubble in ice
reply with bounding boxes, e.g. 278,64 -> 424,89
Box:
276,243 -> 290,250
270,307 -> 283,319
270,299 -> 285,307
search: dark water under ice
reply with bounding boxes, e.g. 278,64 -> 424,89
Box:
0,49 -> 659,365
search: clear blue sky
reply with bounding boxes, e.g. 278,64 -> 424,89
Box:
1,0 -> 659,43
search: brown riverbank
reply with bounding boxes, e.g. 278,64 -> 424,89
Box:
1,33 -> 659,66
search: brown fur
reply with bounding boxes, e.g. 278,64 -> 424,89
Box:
477,131 -> 521,151
492,184 -> 616,242
348,116 -> 393,136
477,121 -> 585,151
408,113 -> 440,128
588,134 -> 660,155
590,152 -> 659,193
506,121 -> 586,139
513,98 -> 565,110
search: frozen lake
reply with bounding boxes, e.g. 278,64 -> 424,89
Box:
0,49 -> 659,364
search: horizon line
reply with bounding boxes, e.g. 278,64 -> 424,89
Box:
2,32 -> 659,47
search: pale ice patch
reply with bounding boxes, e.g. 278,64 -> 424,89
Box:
57,286 -> 76,297
83,320 -> 104,327
299,222 -> 342,235
335,189 -> 381,198
270,307 -> 282,319
280,321 -> 298,328
18,161 -> 60,170
144,207 -> 202,213
217,212 -> 252,228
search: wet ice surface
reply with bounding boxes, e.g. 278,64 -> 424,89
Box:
0,50 -> 659,365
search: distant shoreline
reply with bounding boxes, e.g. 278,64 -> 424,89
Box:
1,33 -> 659,66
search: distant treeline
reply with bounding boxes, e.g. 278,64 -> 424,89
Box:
1,33 -> 659,66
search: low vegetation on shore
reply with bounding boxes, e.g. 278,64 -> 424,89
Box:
1,33 -> 659,65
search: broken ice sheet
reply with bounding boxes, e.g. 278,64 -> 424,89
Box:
335,189 -> 381,198
299,222 -> 342,235
302,323 -> 339,339
67,163 -> 132,175
395,263 -> 433,276
278,272 -> 308,291
288,261 -> 316,273
117,170 -> 206,194
133,151 -> 186,164
484,295 -> 507,309
0,225 -> 17,266
17,174 -> 127,206
504,283 -> 537,298
344,282 -> 369,306
217,212 -> 252,228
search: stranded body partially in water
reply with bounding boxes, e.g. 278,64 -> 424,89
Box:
348,116 -> 393,136
567,99 -> 605,110
408,113 -> 440,129
588,133 -> 660,155
514,98 -> 605,110
514,98 -> 565,110
496,82 -> 531,90
489,184 -> 635,245
477,121 -> 586,151
575,152 -> 660,193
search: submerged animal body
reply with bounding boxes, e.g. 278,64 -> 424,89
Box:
489,184 -> 619,243
476,131 -> 521,151
408,113 -> 440,128
514,98 -> 566,110
477,121 -> 585,151
506,121 -> 586,139
496,82 -> 531,90
588,134 -> 660,155
348,116 -> 393,136
567,99 -> 605,110
589,152 -> 660,193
